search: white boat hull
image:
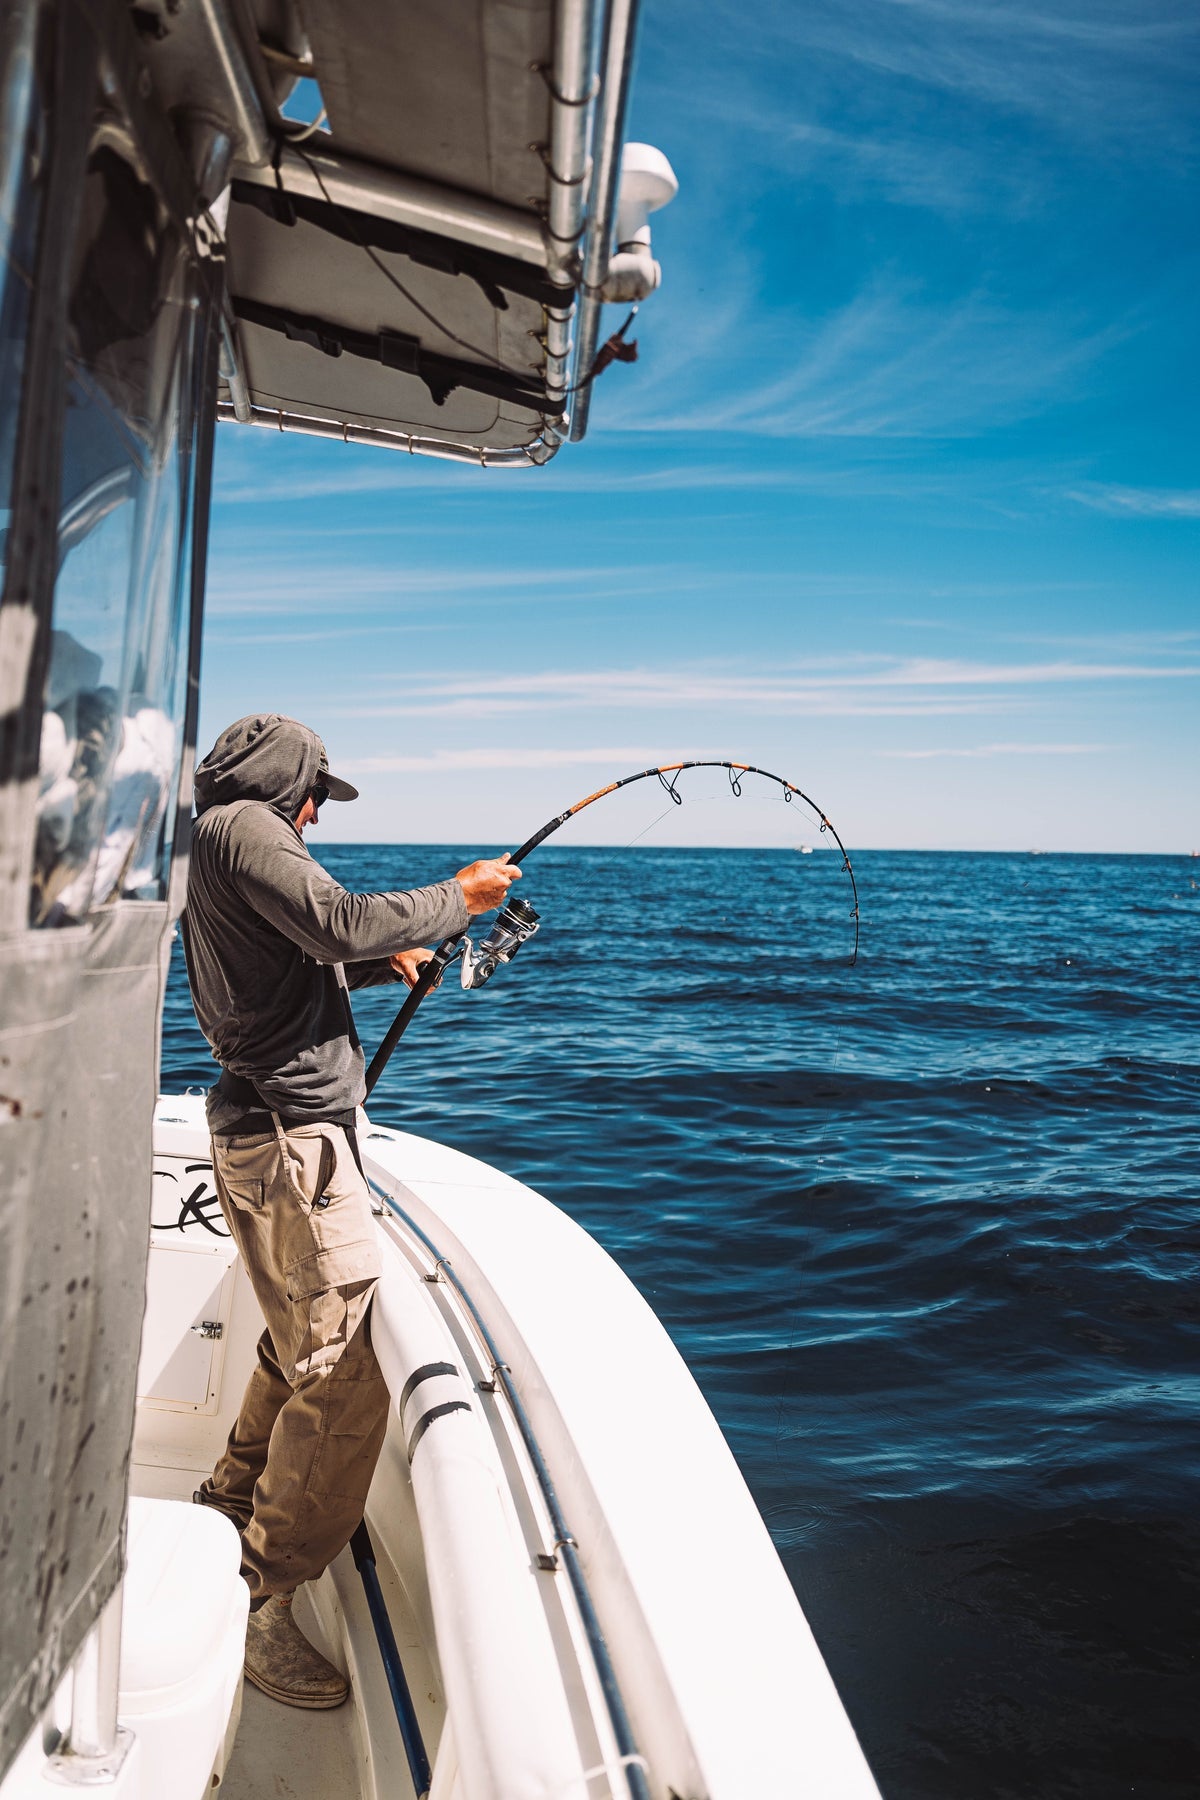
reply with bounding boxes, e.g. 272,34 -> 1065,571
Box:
3,1094 -> 879,1800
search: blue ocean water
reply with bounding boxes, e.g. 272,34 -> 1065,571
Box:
160,847 -> 1200,1799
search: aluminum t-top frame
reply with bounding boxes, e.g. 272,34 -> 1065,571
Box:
206,0 -> 672,467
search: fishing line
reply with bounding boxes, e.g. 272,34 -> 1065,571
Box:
500,798 -> 682,927
621,800 -> 685,850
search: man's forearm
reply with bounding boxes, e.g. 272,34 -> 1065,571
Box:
232,824 -> 466,961
344,956 -> 403,990
279,876 -> 466,962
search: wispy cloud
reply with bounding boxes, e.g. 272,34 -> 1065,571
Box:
632,0 -> 1198,291
610,0 -> 1192,449
213,447 -> 955,503
1005,626 -> 1200,654
209,622 -> 458,646
675,72 -> 1037,218
328,655 -> 1200,722
882,741 -> 1111,760
213,462 -> 448,505
203,562 -> 651,616
606,281 -> 1127,439
771,118 -> 1015,214
1063,483 -> 1200,518
729,0 -> 1199,151
341,745 -> 665,775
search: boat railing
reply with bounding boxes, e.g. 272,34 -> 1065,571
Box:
366,1172 -> 652,1800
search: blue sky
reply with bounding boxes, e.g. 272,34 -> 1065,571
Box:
203,0 -> 1199,853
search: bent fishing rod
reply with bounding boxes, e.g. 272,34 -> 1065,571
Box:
364,760 -> 860,1098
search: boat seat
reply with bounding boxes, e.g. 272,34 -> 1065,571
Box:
120,1496 -> 248,1797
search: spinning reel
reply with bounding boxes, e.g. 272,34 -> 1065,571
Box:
457,894 -> 541,989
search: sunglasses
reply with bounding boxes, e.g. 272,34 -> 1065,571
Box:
311,779 -> 330,810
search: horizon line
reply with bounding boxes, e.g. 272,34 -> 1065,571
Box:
310,840 -> 1200,858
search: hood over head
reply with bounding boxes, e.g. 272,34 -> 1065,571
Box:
194,715 -> 358,820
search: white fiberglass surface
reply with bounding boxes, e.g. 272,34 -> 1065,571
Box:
361,1123 -> 881,1800
144,1095 -> 878,1799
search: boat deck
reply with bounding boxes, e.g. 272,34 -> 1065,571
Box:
223,1682 -> 359,1800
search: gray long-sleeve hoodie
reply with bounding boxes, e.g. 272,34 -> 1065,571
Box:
182,715 -> 467,1133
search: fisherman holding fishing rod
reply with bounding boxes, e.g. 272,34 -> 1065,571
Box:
181,713 -> 519,1710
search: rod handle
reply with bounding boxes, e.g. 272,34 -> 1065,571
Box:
364,933 -> 464,1098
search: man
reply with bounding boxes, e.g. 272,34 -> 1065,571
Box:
181,713 -> 518,1708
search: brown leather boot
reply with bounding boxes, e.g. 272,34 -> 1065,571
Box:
244,1594 -> 349,1709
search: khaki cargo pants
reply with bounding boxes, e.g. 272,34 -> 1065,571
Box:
199,1118 -> 390,1600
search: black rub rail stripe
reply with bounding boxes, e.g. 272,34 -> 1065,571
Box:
372,1180 -> 652,1800
399,1360 -> 459,1414
406,1399 -> 472,1462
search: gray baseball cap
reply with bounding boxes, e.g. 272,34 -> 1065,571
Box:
317,743 -> 359,803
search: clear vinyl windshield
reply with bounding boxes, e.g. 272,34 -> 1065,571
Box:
30,126 -> 206,924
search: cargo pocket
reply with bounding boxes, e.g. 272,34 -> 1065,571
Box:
282,1126 -> 381,1303
212,1133 -> 276,1213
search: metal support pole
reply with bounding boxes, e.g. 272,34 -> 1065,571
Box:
69,1595 -> 122,1760
569,0 -> 641,440
192,0 -> 271,167
45,1586 -> 135,1786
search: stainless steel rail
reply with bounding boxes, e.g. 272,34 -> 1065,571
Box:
545,0 -> 597,284
193,0 -> 272,169
215,399 -> 564,466
370,1180 -> 653,1800
570,0 -> 641,440
541,0 -> 597,402
217,312 -> 252,422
